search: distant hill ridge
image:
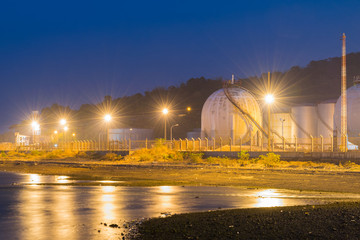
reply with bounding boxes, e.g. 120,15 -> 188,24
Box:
7,52 -> 360,140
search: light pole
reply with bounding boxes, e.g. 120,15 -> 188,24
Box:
170,124 -> 179,142
31,121 -> 40,146
162,108 -> 169,140
280,118 -> 286,139
60,119 -> 67,149
64,126 -> 68,149
104,114 -> 112,150
265,94 -> 274,152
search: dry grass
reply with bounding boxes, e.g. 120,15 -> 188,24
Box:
1,145 -> 360,172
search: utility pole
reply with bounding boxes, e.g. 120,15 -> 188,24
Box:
268,72 -> 271,152
341,33 -> 347,152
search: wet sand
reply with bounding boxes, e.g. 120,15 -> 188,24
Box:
1,158 -> 360,193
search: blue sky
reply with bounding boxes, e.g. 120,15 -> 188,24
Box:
0,0 -> 360,131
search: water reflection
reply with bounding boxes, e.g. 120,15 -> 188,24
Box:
56,176 -> 70,184
101,186 -> 117,221
253,189 -> 284,208
29,174 -> 40,184
2,172 -> 360,240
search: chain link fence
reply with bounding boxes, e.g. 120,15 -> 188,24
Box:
3,134 -> 355,152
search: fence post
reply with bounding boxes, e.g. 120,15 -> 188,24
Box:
310,135 -> 314,152
179,138 -> 182,151
320,135 -> 324,152
345,134 -> 348,152
330,134 -> 333,152
229,137 -> 232,152
219,137 -> 222,151
212,137 -> 215,151
191,138 -> 195,151
198,138 -> 202,151
282,137 -> 285,151
205,137 -> 208,151
249,133 -> 252,152
185,138 -> 189,151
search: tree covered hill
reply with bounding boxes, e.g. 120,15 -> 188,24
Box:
8,52 -> 360,141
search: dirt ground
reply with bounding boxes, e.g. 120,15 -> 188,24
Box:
1,158 -> 360,193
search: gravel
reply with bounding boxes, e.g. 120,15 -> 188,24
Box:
132,202 -> 360,239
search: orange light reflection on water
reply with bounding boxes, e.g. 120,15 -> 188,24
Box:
253,189 -> 284,208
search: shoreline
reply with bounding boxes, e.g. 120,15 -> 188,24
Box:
2,158 -> 360,193
3,157 -> 360,239
130,202 -> 360,239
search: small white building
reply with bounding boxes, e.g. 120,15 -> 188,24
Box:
109,128 -> 153,141
15,132 -> 30,146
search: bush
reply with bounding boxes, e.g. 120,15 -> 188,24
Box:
258,153 -> 281,168
30,150 -> 42,156
182,152 -> 204,163
125,139 -> 183,162
342,161 -> 358,169
7,151 -> 26,158
76,151 -> 88,158
237,151 -> 249,161
103,153 -> 122,161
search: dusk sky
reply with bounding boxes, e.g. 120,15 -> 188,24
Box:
1,0 -> 360,132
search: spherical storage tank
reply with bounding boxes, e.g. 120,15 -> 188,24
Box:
334,84 -> 360,144
201,88 -> 262,143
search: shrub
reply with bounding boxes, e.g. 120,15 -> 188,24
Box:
30,150 -> 42,156
7,151 -> 26,158
182,152 -> 204,163
258,153 -> 281,168
342,161 -> 358,169
238,151 -> 249,161
76,151 -> 88,158
125,140 -> 183,162
103,153 -> 122,161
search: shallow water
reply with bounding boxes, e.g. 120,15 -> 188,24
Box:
1,171 -> 360,240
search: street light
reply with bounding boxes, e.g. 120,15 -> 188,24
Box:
104,114 -> 112,150
31,121 -> 40,145
265,94 -> 274,152
104,114 -> 111,122
162,108 -> 168,140
60,119 -> 67,126
170,124 -> 179,142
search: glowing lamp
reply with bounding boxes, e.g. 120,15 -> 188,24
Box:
265,94 -> 274,104
104,114 -> 112,122
162,108 -> 169,115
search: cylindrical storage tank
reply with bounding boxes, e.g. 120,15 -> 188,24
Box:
334,84 -> 360,145
317,101 -> 335,138
291,105 -> 318,144
201,88 -> 262,143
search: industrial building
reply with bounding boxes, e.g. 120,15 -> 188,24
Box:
200,81 -> 360,150
201,33 -> 359,151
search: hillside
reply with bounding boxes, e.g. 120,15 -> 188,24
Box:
8,52 -> 360,140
